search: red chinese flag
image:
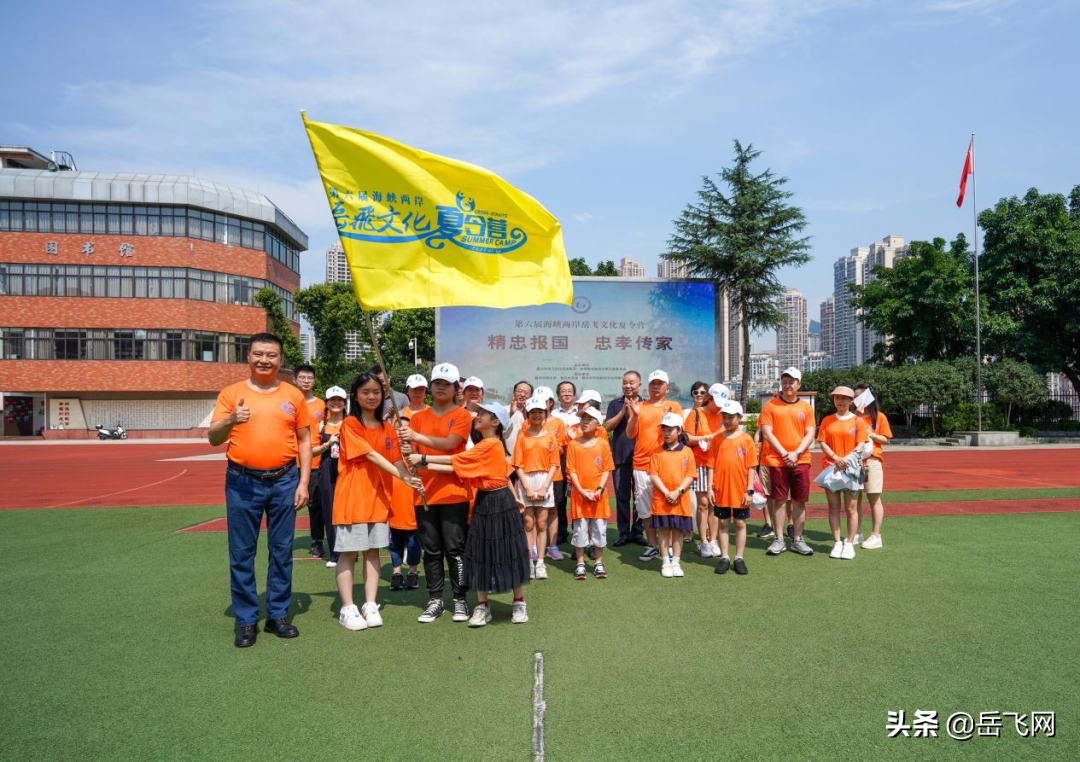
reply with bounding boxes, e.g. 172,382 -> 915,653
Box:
956,140 -> 973,208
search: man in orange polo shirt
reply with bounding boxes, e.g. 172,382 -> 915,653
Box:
210,333 -> 312,648
758,366 -> 816,557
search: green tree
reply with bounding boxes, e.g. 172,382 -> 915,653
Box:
664,140 -> 810,404
254,287 -> 303,369
850,235 -> 978,363
985,358 -> 1048,425
376,308 -> 435,386
293,282 -> 370,390
979,186 -> 1080,395
568,257 -> 592,276
594,260 -> 619,276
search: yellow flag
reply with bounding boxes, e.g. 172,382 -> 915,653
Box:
302,113 -> 572,311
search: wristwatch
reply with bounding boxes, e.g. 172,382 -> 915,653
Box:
746,489 -> 755,495
678,487 -> 685,496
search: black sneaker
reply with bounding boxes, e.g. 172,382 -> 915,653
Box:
574,563 -> 587,580
755,524 -> 775,540
417,599 -> 444,623
451,598 -> 470,622
786,524 -> 795,540
638,545 -> 660,561
733,557 -> 748,575
714,557 -> 731,575
389,573 -> 405,591
310,541 -> 326,558
586,546 -> 596,560
405,570 -> 420,589
613,535 -> 631,547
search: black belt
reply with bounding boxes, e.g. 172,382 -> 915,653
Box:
227,461 -> 296,481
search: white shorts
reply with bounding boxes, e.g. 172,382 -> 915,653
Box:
632,469 -> 653,519
517,470 -> 555,508
571,517 -> 608,548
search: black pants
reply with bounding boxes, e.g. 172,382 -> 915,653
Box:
307,479 -> 325,544
554,477 -> 569,544
613,463 -> 643,539
416,501 -> 469,600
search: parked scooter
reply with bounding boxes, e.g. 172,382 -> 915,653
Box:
96,422 -> 128,440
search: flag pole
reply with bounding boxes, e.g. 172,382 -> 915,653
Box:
362,309 -> 429,511
971,133 -> 983,433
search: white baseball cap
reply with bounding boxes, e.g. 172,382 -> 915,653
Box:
708,383 -> 731,401
405,374 -> 428,389
660,412 -> 683,428
475,401 -> 509,429
525,396 -> 547,412
576,389 -> 602,405
648,369 -> 669,384
430,363 -> 460,383
534,386 -> 554,401
325,385 -> 348,400
580,407 -> 605,423
463,375 -> 484,390
720,400 -> 744,416
781,366 -> 803,381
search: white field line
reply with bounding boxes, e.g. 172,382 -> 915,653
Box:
534,651 -> 546,762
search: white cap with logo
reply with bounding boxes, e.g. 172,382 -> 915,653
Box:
580,407 -> 605,423
325,385 -> 348,400
781,366 -> 803,381
463,376 -> 484,390
475,401 -> 509,429
576,389 -> 602,404
720,399 -> 744,416
430,363 -> 460,383
648,369 -> 670,384
405,374 -> 428,389
525,396 -> 547,412
709,383 -> 731,403
533,386 -> 554,401
660,412 -> 683,428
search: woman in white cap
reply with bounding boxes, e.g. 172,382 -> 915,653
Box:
462,376 -> 485,407
313,385 -> 348,568
648,412 -> 697,577
403,374 -> 429,418
853,382 -> 892,549
409,402 -> 531,626
816,386 -> 871,560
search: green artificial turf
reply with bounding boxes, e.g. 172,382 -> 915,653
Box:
803,486 -> 1080,505
1,506 -> 1078,761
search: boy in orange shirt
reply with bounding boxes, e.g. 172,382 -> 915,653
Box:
648,412 -> 697,578
565,407 -> 615,580
708,400 -> 757,576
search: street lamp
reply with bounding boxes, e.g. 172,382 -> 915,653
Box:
407,337 -> 418,367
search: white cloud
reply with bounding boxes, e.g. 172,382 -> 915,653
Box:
573,212 -> 595,224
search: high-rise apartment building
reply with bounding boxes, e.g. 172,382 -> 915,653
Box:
820,295 -> 835,360
862,235 -> 908,362
617,257 -> 646,278
300,331 -> 315,364
776,288 -> 808,372
832,247 -> 868,369
657,258 -> 688,279
324,242 -> 366,360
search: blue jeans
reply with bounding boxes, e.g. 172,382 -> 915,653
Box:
225,465 -> 298,626
388,527 -> 422,569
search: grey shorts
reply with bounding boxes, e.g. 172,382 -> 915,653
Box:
571,518 -> 607,548
334,521 -> 390,552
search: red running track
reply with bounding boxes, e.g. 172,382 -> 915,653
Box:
2,443 -> 1079,511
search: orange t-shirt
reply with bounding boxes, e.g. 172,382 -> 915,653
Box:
565,437 -> 615,520
632,399 -> 684,471
861,412 -> 893,462
305,398 -> 326,469
710,431 -> 757,509
759,396 -> 815,468
542,417 -> 569,480
683,406 -> 715,467
451,437 -> 513,491
212,380 -> 312,470
333,417 -> 402,525
512,428 -> 560,474
409,406 -> 472,505
817,414 -> 871,468
648,444 -> 695,517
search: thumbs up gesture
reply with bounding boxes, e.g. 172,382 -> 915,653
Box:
232,397 -> 250,425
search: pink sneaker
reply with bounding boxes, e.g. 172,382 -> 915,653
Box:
546,546 -> 564,561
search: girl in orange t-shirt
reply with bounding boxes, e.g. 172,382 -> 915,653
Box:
684,381 -> 722,556
707,401 -> 757,575
410,402 -> 531,626
648,413 -> 697,578
333,372 -> 421,631
565,407 -> 614,580
512,397 -> 559,580
816,387 -> 871,560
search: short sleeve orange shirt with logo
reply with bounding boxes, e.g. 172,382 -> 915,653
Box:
565,437 -> 615,520
861,412 -> 894,462
542,417 -> 569,480
451,438 -> 513,491
759,397 -> 815,468
817,414 -> 871,468
710,431 -> 757,509
333,416 -> 402,525
305,398 -> 326,469
649,444 -> 696,517
683,407 -> 715,468
633,400 -> 684,471
512,429 -> 559,474
212,380 -> 312,470
409,406 -> 472,505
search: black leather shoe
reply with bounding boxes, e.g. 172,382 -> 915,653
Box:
631,535 -> 648,546
234,624 -> 258,648
264,617 -> 299,638
613,535 -> 630,547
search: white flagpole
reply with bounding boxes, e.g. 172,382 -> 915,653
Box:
971,133 -> 983,433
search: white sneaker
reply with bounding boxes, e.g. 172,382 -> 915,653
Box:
530,560 -> 537,579
511,600 -> 529,623
339,604 -> 367,631
840,541 -> 856,560
829,541 -> 844,559
861,534 -> 883,549
468,604 -> 492,627
534,561 -> 548,579
710,540 -> 722,556
326,559 -> 338,568
661,557 -> 674,578
697,541 -> 713,558
854,533 -> 864,545
671,557 -> 684,577
361,601 -> 383,627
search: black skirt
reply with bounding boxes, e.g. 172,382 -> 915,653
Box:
465,486 -> 532,594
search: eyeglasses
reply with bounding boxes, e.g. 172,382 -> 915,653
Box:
692,390 -> 708,396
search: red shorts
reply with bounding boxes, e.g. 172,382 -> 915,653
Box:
767,464 -> 810,503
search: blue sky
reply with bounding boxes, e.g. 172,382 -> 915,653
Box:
5,0 -> 1076,349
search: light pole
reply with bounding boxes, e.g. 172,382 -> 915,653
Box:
408,337 -> 418,367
